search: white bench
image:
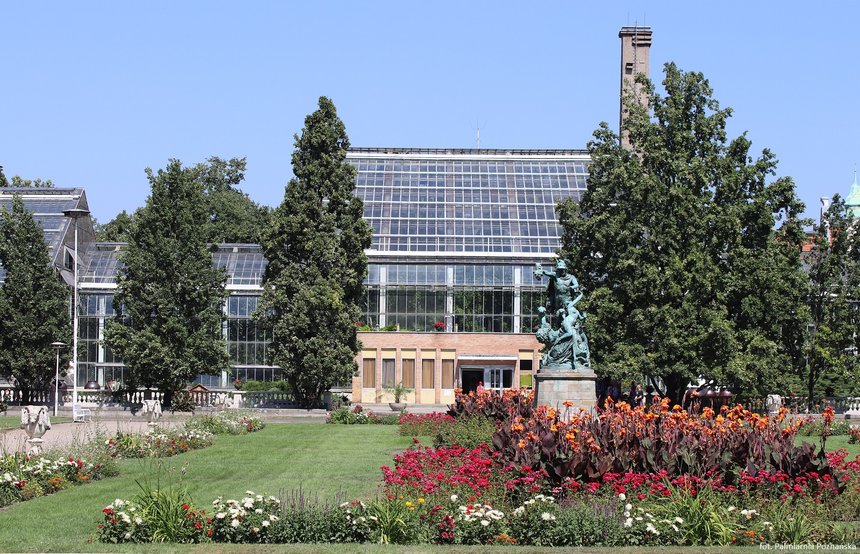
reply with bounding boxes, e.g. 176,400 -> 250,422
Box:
72,403 -> 92,423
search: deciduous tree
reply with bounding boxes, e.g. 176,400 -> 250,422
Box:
558,64 -> 808,402
105,160 -> 228,403
258,97 -> 372,407
802,195 -> 860,405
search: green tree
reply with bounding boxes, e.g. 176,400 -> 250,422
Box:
802,195 -> 860,405
5,175 -> 55,188
94,157 -> 269,245
0,196 -> 71,402
104,160 -> 228,404
557,63 -> 808,402
258,97 -> 372,407
190,156 -> 271,244
0,166 -> 7,187
94,209 -> 137,242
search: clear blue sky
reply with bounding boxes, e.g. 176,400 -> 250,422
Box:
2,1 -> 857,225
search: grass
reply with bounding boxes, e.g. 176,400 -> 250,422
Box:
0,423 -> 416,552
0,415 -> 71,429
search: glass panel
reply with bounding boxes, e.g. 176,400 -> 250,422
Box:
382,359 -> 395,388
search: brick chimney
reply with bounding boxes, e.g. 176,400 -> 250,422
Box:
619,26 -> 652,149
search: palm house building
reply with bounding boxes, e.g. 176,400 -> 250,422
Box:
1,26 -> 656,405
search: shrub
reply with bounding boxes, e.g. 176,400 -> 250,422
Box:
326,405 -> 398,425
433,415 -> 497,450
239,379 -> 291,393
399,412 -> 455,437
185,412 -> 265,435
0,453 -> 111,508
170,390 -> 196,413
106,429 -> 214,458
799,419 -> 853,437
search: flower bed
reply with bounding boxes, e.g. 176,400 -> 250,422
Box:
106,429 -> 214,458
326,405 -> 399,425
1,453 -> 113,507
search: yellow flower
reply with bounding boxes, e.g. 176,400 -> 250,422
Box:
405,501 -> 413,507
418,498 -> 425,504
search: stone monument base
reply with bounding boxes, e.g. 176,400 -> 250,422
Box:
534,369 -> 598,412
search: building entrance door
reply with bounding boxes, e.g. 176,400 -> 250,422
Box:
460,366 -> 514,393
461,368 -> 484,393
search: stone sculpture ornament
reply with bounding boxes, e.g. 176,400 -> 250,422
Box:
534,260 -> 591,371
21,405 -> 51,455
142,399 -> 162,430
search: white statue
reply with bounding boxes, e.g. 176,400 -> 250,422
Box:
765,394 -> 782,415
21,405 -> 51,455
142,399 -> 162,430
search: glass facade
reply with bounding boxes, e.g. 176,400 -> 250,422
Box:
45,148 -> 590,390
349,149 -> 589,253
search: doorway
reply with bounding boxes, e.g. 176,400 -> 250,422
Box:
461,368 -> 484,393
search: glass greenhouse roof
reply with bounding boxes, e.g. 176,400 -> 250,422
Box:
211,245 -> 267,287
82,244 -> 124,283
348,148 -> 590,254
0,188 -> 88,284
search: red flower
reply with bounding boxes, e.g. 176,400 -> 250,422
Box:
182,503 -> 190,511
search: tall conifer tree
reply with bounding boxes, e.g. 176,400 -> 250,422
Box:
105,160 -> 228,402
0,196 -> 71,402
259,97 -> 372,407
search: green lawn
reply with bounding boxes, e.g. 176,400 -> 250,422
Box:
0,423 -> 416,552
795,433 -> 860,458
0,415 -> 71,429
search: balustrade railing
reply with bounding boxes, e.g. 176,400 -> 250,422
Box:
0,387 -> 298,410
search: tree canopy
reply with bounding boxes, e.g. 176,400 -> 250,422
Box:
557,63 -> 808,402
802,195 -> 860,403
0,196 -> 71,401
104,160 -> 228,400
96,157 -> 269,244
258,97 -> 372,407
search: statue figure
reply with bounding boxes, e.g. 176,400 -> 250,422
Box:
142,399 -> 162,431
534,260 -> 591,371
21,405 -> 51,455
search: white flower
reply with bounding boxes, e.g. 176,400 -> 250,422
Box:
618,493 -> 626,501
231,519 -> 240,528
450,494 -> 458,502
243,499 -> 254,508
124,532 -> 131,539
645,522 -> 659,535
624,517 -> 633,528
635,516 -> 643,522
340,501 -> 350,508
672,524 -> 679,532
262,520 -> 270,527
216,512 -> 226,519
269,515 -> 278,522
252,527 -> 260,533
727,506 -> 736,512
513,506 -> 525,516
481,520 -> 490,526
245,490 -> 255,495
740,509 -> 757,520
674,516 -> 684,524
625,503 -> 632,511
255,508 -> 263,514
540,512 -> 556,521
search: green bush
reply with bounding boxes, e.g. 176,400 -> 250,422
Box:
169,390 -> 195,413
239,379 -> 291,393
185,411 -> 265,435
798,419 -> 853,436
326,406 -> 399,425
434,415 -> 497,449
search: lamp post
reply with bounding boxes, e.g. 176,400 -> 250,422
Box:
62,207 -> 90,412
51,341 -> 66,416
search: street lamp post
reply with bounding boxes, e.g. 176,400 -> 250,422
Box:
51,341 -> 66,416
62,207 -> 90,415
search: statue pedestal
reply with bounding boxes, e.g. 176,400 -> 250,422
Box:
534,369 -> 598,412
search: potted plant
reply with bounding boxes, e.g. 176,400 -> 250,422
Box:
385,383 -> 412,411
432,320 -> 446,332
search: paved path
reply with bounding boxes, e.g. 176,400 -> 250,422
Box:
0,403 -> 448,455
0,416 -> 185,455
